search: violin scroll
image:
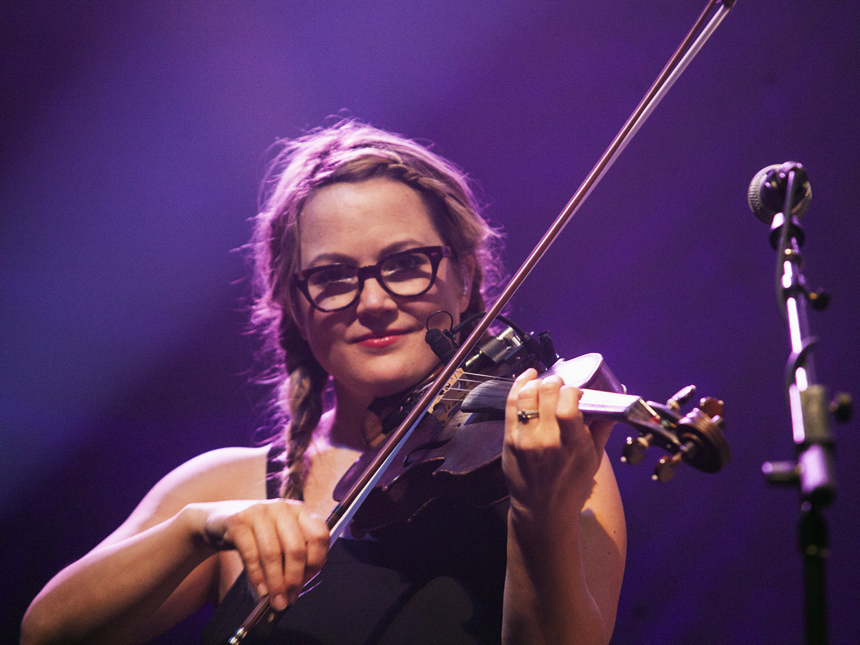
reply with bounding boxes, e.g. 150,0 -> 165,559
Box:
621,389 -> 731,482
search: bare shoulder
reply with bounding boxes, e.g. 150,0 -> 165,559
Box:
150,445 -> 271,502
100,445 -> 271,546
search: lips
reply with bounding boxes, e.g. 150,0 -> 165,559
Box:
352,329 -> 412,348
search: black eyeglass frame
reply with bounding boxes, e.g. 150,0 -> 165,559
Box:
291,245 -> 454,313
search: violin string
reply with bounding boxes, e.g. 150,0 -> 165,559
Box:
452,372 -> 510,384
445,372 -> 512,392
431,371 -> 514,404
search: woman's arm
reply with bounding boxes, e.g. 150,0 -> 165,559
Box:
501,371 -> 627,645
22,504 -> 219,645
20,446 -> 328,645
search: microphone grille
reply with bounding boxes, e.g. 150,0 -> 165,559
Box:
748,163 -> 812,224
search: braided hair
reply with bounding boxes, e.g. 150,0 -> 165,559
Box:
249,119 -> 504,500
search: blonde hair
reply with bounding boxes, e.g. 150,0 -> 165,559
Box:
250,119 -> 504,499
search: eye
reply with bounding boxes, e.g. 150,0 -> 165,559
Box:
382,251 -> 429,278
306,264 -> 356,288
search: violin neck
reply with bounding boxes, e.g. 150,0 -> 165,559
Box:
460,379 -> 657,430
579,389 -> 658,428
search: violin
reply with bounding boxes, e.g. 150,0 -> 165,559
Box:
333,324 -> 731,536
227,2 -> 736,641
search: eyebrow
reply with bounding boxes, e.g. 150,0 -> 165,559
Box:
303,239 -> 437,269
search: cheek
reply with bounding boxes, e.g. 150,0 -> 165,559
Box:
302,312 -> 348,369
302,313 -> 331,351
294,312 -> 309,342
292,294 -> 337,348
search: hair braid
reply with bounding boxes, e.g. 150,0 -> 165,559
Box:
278,316 -> 328,500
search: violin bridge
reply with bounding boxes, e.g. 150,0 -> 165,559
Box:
429,368 -> 467,425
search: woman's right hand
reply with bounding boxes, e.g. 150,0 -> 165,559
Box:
192,499 -> 330,611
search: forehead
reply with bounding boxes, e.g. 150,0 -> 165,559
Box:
298,178 -> 444,265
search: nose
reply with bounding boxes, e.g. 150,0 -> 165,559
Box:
355,276 -> 398,316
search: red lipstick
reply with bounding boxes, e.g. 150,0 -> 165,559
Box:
355,330 -> 409,348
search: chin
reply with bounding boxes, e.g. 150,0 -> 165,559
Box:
347,363 -> 435,401
365,373 -> 426,399
330,347 -> 439,402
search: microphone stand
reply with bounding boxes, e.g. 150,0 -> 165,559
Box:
759,165 -> 845,645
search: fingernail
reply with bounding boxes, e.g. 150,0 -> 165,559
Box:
255,583 -> 267,598
273,594 -> 288,611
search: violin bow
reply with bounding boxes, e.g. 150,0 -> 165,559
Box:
228,1 -> 736,641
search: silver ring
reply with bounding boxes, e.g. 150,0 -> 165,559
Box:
517,409 -> 540,423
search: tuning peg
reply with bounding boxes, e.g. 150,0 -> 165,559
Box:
666,385 -> 697,412
698,397 -> 724,419
653,437 -> 702,482
653,453 -> 682,482
621,433 -> 652,465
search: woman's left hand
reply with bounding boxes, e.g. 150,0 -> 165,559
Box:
500,368 -> 625,644
502,368 -> 614,521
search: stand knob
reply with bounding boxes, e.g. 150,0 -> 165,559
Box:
829,392 -> 852,422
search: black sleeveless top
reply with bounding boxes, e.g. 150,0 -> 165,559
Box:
200,445 -> 508,645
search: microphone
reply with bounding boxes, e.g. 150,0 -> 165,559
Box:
747,162 -> 812,224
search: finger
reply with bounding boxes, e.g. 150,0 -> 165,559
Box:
517,379 -> 542,409
517,375 -> 560,445
555,385 -> 613,453
251,516 -> 290,609
505,369 -> 539,434
558,387 -> 594,455
554,384 -> 584,435
297,510 -> 330,580
538,375 -> 565,422
273,504 -> 311,608
228,522 -> 270,600
506,369 -> 538,408
513,380 -> 542,441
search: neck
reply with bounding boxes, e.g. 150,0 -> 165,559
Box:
326,383 -> 375,451
327,373 -> 439,452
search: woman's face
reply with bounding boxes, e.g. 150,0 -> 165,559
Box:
294,177 -> 472,405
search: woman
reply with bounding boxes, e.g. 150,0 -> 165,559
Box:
21,120 -> 626,644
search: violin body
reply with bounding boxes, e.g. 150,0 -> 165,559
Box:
334,353 -> 630,535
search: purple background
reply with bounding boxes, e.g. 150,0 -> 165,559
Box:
3,2 -> 858,643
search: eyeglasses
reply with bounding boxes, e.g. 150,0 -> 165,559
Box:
292,245 -> 454,312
